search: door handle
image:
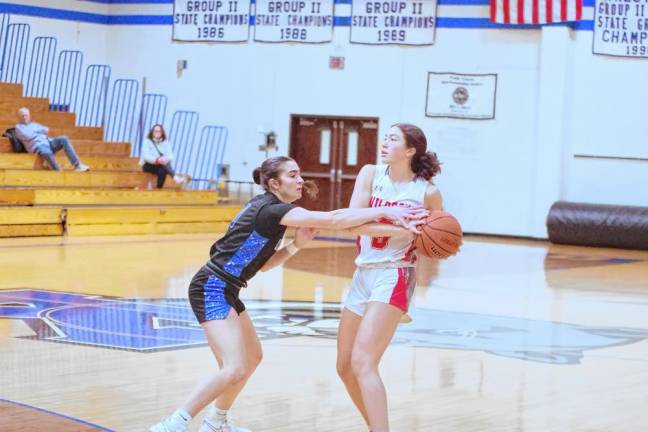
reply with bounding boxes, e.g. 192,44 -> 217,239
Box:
337,169 -> 343,183
330,168 -> 336,182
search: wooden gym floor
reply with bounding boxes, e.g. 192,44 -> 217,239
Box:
0,233 -> 647,431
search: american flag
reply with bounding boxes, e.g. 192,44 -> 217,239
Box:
490,0 -> 583,24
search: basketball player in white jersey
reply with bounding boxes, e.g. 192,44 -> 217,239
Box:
337,123 -> 443,432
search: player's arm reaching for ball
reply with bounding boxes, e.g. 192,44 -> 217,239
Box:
261,203 -> 427,271
279,203 -> 428,231
261,205 -> 426,272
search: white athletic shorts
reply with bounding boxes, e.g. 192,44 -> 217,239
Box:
343,267 -> 416,318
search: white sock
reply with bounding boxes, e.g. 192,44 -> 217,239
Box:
208,405 -> 229,423
172,408 -> 192,424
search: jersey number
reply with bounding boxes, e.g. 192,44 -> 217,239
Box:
371,236 -> 390,249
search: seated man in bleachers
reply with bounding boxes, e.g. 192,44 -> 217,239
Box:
15,107 -> 90,171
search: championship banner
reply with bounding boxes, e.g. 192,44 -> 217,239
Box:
350,0 -> 437,45
173,0 -> 251,42
593,0 -> 648,58
425,73 -> 497,120
254,0 -> 335,43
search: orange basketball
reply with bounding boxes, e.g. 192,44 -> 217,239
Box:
414,211 -> 463,259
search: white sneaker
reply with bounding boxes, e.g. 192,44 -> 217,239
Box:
149,416 -> 189,432
199,417 -> 251,432
75,163 -> 90,172
173,174 -> 185,184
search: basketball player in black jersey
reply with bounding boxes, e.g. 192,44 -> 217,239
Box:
150,156 -> 428,432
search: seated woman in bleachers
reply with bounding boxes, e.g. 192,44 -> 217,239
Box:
140,124 -> 185,188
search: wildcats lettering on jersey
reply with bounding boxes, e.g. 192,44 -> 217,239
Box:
369,196 -> 416,208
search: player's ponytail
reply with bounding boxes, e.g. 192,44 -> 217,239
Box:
302,181 -> 319,200
411,151 -> 441,181
252,167 -> 263,185
393,123 -> 441,181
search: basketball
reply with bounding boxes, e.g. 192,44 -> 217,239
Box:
415,211 -> 463,259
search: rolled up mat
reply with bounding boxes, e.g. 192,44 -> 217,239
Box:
547,201 -> 648,250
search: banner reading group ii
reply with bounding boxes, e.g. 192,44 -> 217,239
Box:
593,0 -> 648,58
350,0 -> 437,45
254,0 -> 335,43
173,0 -> 251,42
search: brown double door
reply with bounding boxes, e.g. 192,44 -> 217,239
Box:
289,115 -> 379,211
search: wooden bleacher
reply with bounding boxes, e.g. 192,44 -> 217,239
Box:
0,207 -> 63,237
0,82 -> 238,238
0,139 -> 131,156
0,154 -> 140,171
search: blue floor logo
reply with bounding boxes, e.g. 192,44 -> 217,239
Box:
1,289 -> 647,364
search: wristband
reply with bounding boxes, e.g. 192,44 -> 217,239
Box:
285,241 -> 300,255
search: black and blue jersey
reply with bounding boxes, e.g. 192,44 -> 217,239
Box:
204,192 -> 296,287
189,192 -> 295,322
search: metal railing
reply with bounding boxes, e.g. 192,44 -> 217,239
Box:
189,125 -> 228,191
170,110 -> 199,175
224,180 -> 256,204
51,50 -> 83,112
104,78 -> 139,143
25,36 -> 57,97
76,64 -> 111,127
0,14 -> 10,76
0,23 -> 29,84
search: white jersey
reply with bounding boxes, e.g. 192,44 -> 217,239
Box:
355,165 -> 428,268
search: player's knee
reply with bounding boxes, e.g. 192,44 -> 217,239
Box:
224,365 -> 248,384
250,348 -> 263,369
351,349 -> 376,377
336,357 -> 353,379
